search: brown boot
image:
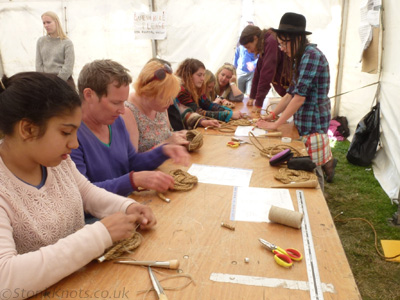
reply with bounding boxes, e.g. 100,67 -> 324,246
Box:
322,158 -> 338,183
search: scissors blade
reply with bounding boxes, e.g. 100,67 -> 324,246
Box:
258,238 -> 276,251
148,266 -> 166,299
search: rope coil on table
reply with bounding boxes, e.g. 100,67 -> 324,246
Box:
248,132 -> 302,158
169,169 -> 198,191
274,168 -> 317,184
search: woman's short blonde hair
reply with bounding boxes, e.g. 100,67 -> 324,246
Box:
41,11 -> 67,40
134,60 -> 181,107
215,63 -> 237,98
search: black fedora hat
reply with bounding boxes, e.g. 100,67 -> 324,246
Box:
272,12 -> 312,35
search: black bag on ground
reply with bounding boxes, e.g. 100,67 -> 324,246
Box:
346,102 -> 380,166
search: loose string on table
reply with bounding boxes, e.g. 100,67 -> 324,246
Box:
137,268 -> 195,299
248,131 -> 302,158
334,213 -> 400,260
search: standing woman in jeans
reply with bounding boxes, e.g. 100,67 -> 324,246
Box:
256,12 -> 336,190
36,11 -> 75,89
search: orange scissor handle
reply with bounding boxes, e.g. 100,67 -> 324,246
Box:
286,248 -> 302,261
227,141 -> 240,148
273,252 -> 293,268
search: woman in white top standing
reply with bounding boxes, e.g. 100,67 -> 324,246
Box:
36,11 -> 75,89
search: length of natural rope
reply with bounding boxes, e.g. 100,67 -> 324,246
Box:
98,231 -> 143,262
334,213 -> 400,260
274,168 -> 317,184
169,169 -> 198,191
248,132 -> 301,158
205,118 -> 253,133
186,130 -> 203,152
138,271 -> 195,299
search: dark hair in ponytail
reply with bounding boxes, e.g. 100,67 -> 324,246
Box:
0,72 -> 81,137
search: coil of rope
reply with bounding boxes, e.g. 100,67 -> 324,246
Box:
248,131 -> 301,158
185,130 -> 203,152
274,168 -> 317,184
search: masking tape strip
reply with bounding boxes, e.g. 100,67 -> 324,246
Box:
281,137 -> 292,143
209,273 -> 336,293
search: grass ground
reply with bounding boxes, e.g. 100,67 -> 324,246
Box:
324,140 -> 400,300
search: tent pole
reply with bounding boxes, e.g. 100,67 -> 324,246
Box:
149,0 -> 157,58
334,0 -> 350,118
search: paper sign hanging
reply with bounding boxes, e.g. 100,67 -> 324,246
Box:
134,11 -> 167,40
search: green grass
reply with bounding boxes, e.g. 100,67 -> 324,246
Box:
324,140 -> 400,300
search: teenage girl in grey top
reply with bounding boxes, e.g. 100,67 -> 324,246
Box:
36,11 -> 75,89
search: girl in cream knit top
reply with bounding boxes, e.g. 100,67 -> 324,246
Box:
0,72 -> 156,299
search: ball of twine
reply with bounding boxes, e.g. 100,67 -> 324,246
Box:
169,169 -> 198,191
274,168 -> 317,184
186,130 -> 203,152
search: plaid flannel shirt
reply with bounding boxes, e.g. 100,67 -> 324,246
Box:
288,44 -> 331,136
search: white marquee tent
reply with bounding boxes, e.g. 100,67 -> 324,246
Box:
0,0 -> 398,202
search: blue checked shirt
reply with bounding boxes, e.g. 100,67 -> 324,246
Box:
287,44 -> 331,136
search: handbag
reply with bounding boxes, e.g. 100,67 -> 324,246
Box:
346,102 -> 380,166
287,156 -> 316,172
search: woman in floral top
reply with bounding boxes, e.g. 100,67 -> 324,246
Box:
122,60 -> 189,152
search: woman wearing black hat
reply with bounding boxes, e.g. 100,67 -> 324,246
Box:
256,12 -> 336,189
239,25 -> 290,112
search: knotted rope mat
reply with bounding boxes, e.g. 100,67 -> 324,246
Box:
169,169 -> 198,191
248,131 -> 301,158
274,167 -> 317,184
185,130 -> 203,152
98,231 -> 143,262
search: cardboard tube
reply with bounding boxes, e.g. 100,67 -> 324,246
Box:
269,205 -> 303,229
260,131 -> 282,137
271,180 -> 318,188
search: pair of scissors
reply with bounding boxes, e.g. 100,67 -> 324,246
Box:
231,137 -> 251,145
227,141 -> 240,148
259,238 -> 302,268
148,266 -> 168,299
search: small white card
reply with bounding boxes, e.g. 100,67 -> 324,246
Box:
231,187 -> 294,222
234,126 -> 267,137
187,164 -> 253,187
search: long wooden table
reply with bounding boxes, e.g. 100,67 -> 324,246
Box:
32,133 -> 361,300
32,100 -> 361,299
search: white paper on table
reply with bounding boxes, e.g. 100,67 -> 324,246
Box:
230,187 -> 294,222
234,126 -> 267,137
188,164 -> 253,187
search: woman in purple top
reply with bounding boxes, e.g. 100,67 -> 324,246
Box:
71,59 -> 190,197
239,25 -> 290,113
